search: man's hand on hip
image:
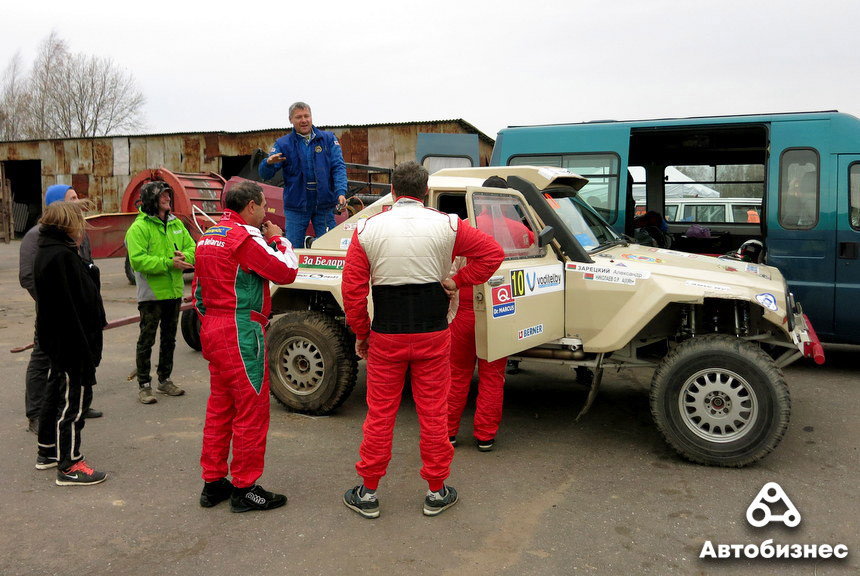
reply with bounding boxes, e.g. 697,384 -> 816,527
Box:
355,338 -> 369,360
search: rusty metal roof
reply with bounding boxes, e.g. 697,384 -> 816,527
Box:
0,119 -> 495,145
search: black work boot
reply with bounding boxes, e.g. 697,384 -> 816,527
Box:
230,484 -> 287,513
200,478 -> 234,508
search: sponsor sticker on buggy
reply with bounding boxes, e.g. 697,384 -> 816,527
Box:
509,264 -> 564,298
656,248 -> 699,259
746,264 -> 771,280
567,262 -> 651,284
621,253 -> 663,264
518,324 -> 544,340
686,280 -> 732,292
296,271 -> 341,280
492,285 -> 514,305
756,292 -> 779,312
343,222 -> 358,231
492,302 -> 516,318
299,255 -> 346,270
537,166 -> 572,180
340,238 -> 351,249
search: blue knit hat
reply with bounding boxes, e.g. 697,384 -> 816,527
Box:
45,184 -> 72,206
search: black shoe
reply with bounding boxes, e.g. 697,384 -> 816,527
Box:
343,485 -> 380,519
476,438 -> 495,452
27,418 -> 39,435
423,485 -> 459,516
84,408 -> 103,419
56,460 -> 107,486
200,478 -> 234,508
230,484 -> 287,513
449,436 -> 457,447
35,454 -> 58,470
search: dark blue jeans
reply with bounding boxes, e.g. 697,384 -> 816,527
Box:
284,207 -> 336,249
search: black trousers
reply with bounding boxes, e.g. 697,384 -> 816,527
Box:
136,299 -> 181,386
37,364 -> 94,471
25,327 -> 65,421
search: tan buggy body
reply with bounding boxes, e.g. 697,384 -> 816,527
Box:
230,166 -> 823,467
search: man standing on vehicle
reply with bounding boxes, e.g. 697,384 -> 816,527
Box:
258,101 -> 347,249
341,161 -> 504,518
125,181 -> 196,404
193,180 -> 299,513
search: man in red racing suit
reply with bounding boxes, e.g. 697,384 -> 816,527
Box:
340,161 -> 504,518
448,176 -> 535,452
193,181 -> 298,513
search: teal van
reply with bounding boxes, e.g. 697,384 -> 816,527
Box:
491,111 -> 860,344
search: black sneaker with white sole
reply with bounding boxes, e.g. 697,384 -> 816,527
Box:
343,485 -> 380,519
476,438 -> 495,452
230,484 -> 287,513
423,485 -> 458,516
35,454 -> 58,470
56,460 -> 107,486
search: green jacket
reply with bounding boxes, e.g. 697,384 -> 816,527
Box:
125,210 -> 196,302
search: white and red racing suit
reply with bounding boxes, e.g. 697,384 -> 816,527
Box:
341,196 -> 504,492
193,209 -> 298,489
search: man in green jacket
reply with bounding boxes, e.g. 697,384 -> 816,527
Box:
125,181 -> 196,404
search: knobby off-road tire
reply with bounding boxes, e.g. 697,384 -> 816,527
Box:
267,311 -> 358,415
180,308 -> 202,351
650,334 -> 790,467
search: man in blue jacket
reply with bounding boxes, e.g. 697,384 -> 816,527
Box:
258,102 -> 347,249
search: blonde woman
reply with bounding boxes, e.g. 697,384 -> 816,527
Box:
33,201 -> 108,485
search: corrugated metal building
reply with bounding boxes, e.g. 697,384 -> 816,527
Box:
0,119 -> 494,232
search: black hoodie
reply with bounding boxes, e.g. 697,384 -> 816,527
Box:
34,225 -> 107,379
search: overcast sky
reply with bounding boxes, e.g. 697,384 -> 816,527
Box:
3,0 -> 859,139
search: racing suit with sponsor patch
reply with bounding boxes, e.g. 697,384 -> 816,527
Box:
341,197 -> 504,491
193,210 -> 298,489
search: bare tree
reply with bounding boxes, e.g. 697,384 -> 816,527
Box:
0,32 -> 146,141
0,53 -> 29,141
24,31 -> 70,139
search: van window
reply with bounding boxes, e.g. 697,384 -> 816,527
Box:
471,192 -> 541,259
851,163 -> 860,230
664,164 -> 764,223
509,153 -> 619,224
422,156 -> 472,174
685,204 -> 726,222
779,149 -> 819,229
733,204 -> 762,223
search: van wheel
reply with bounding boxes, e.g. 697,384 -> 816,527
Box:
650,335 -> 790,467
180,308 -> 202,351
124,255 -> 136,285
267,311 -> 358,415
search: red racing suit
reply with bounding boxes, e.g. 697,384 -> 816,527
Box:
448,214 -> 534,441
192,209 -> 298,488
341,197 -> 504,491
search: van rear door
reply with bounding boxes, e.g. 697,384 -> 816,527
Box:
766,119 -> 836,337
834,155 -> 860,342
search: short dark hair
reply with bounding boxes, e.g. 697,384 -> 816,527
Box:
482,176 -> 507,189
225,181 -> 263,212
391,161 -> 429,200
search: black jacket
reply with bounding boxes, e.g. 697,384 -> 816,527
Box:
34,226 -> 106,378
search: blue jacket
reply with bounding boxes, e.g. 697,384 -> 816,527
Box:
258,126 -> 347,212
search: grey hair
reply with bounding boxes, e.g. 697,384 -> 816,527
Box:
289,102 -> 312,119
